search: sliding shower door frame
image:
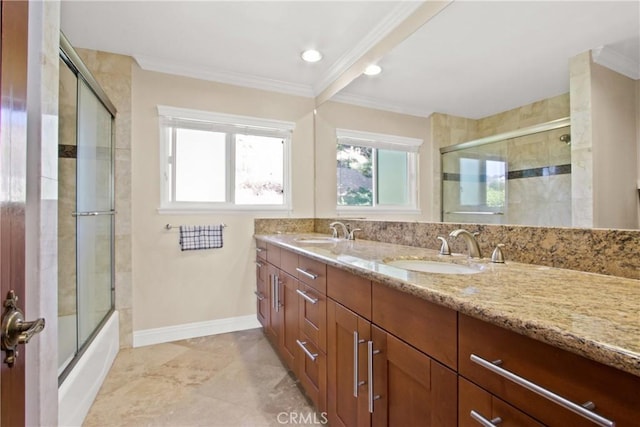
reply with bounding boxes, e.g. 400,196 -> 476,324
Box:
58,33 -> 117,384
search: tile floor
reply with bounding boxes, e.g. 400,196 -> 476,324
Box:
83,329 -> 323,426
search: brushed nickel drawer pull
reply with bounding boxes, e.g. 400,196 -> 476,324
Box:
256,247 -> 264,253
470,354 -> 615,427
296,340 -> 318,361
353,331 -> 366,397
470,410 -> 502,426
368,341 -> 381,413
295,289 -> 318,304
253,291 -> 265,301
255,261 -> 264,268
296,267 -> 318,280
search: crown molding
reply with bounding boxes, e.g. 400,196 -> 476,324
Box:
592,46 -> 640,80
312,1 -> 426,95
332,91 -> 433,118
134,55 -> 315,98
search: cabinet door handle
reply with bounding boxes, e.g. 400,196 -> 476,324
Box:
254,291 -> 265,301
296,289 -> 318,304
368,341 -> 381,413
255,261 -> 264,268
470,354 -> 614,427
470,410 -> 502,427
296,267 -> 318,280
274,275 -> 280,312
296,340 -> 318,361
353,332 -> 366,397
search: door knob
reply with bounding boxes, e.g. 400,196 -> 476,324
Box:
1,290 -> 45,367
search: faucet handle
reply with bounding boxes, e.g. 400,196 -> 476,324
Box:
329,226 -> 338,238
437,236 -> 451,255
491,244 -> 505,263
347,228 -> 362,240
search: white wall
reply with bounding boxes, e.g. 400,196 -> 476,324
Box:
131,66 -> 315,333
314,101 -> 432,220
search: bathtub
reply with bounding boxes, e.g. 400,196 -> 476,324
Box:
58,311 -> 119,426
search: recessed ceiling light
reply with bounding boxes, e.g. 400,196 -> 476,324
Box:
301,49 -> 323,63
363,64 -> 382,76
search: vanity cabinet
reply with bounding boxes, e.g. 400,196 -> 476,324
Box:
326,265 -> 457,427
459,314 -> 640,427
255,238 -> 640,427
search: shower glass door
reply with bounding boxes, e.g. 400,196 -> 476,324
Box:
76,79 -> 114,345
58,53 -> 115,378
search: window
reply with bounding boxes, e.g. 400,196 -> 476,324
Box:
158,106 -> 293,212
459,156 -> 506,210
336,129 -> 421,212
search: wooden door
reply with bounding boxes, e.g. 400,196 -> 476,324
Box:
0,0 -> 29,425
371,326 -> 457,426
327,300 -> 370,427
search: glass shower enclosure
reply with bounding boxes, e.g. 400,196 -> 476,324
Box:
58,36 -> 116,379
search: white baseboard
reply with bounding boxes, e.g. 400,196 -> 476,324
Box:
133,314 -> 261,348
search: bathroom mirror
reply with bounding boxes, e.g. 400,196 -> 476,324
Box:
317,0 -> 640,229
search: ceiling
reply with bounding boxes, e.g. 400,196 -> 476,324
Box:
61,1 -> 640,119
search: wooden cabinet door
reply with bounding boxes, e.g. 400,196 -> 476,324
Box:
327,300 -> 371,427
255,259 -> 269,328
371,326 -> 457,427
297,335 -> 327,413
459,377 -> 543,427
278,272 -> 299,374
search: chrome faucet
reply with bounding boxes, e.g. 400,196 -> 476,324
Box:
329,221 -> 349,239
449,229 -> 482,258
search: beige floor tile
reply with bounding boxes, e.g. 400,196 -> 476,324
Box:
82,329 -> 320,427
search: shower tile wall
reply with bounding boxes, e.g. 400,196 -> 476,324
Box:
437,93 -> 571,226
76,49 -> 134,348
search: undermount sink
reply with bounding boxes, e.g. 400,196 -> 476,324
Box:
384,259 -> 482,275
295,237 -> 342,244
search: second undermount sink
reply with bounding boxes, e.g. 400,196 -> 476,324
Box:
384,259 -> 482,275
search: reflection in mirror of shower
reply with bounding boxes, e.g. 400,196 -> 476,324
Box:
442,126 -> 572,227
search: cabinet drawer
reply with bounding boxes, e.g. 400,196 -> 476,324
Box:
372,282 -> 457,370
266,243 -> 281,267
256,239 -> 267,261
297,255 -> 327,293
296,336 -> 327,413
459,377 -> 543,427
459,314 -> 640,427
298,282 -> 327,353
281,248 -> 298,277
327,266 -> 371,319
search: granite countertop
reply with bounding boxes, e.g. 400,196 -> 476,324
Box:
255,233 -> 640,377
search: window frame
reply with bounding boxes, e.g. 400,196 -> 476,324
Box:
335,128 -> 422,214
158,105 -> 293,214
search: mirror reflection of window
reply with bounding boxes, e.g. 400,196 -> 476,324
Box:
459,157 -> 506,210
